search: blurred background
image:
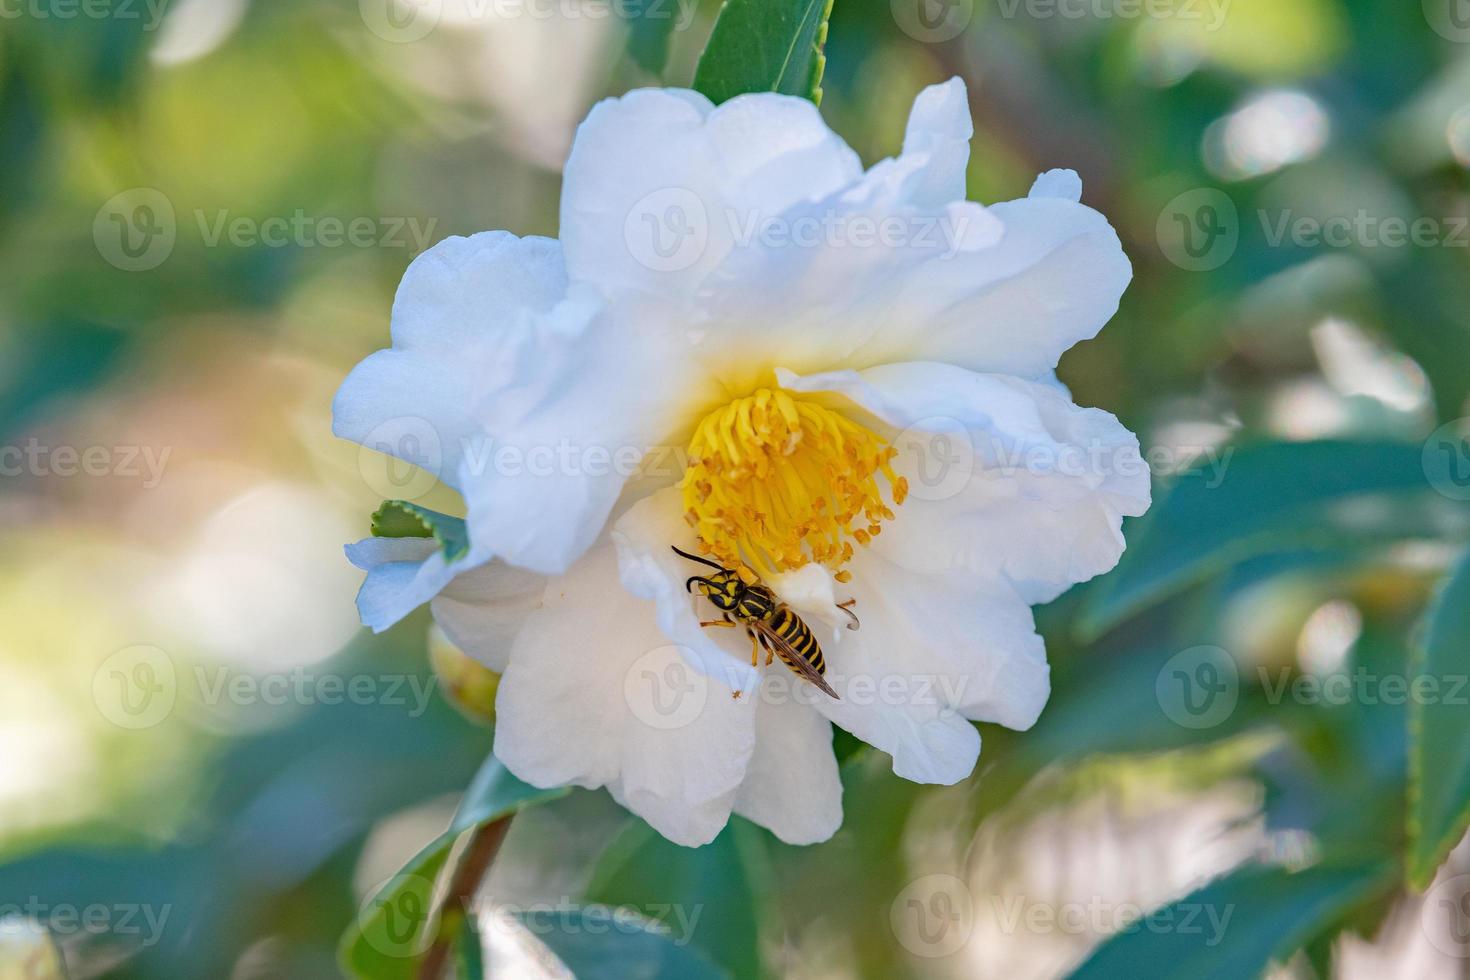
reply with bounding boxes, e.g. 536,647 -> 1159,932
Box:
3,0 -> 1470,977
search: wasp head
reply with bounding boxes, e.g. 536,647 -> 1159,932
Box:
692,570 -> 745,611
672,546 -> 746,612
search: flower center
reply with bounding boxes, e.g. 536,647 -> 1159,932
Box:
680,388 -> 907,581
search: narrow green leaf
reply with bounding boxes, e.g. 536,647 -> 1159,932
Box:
1079,441 -> 1469,640
1408,548 -> 1470,889
338,756 -> 568,980
340,842 -> 453,980
692,0 -> 833,105
523,908 -> 730,980
1068,861 -> 1392,980
371,499 -> 470,562
451,753 -> 567,835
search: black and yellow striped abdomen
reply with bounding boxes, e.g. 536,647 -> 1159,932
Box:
765,605 -> 826,675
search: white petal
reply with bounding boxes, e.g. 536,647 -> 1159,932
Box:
345,536 -> 483,634
843,189 -> 1132,378
493,543 -> 756,847
332,232 -> 566,491
560,87 -> 861,301
337,227 -> 698,589
1029,168 -> 1083,202
843,549 -> 1050,732
779,362 -> 1152,604
684,120 -> 1125,386
897,77 -> 974,208
456,296 -> 700,577
690,192 -> 1002,392
429,561 -> 547,672
734,696 -> 842,845
815,598 -> 982,788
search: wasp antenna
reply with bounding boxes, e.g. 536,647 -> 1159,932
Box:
670,545 -> 725,571
685,576 -> 716,594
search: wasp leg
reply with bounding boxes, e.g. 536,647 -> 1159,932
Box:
699,619 -> 738,629
745,629 -> 761,668
836,598 -> 861,631
756,631 -> 776,667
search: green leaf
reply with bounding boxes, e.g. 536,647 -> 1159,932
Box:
338,756 -> 568,980
450,751 -> 566,834
523,908 -> 730,979
624,0 -> 679,77
1079,441 -> 1469,640
340,841 -> 453,980
1068,861 -> 1392,980
1408,548 -> 1470,889
586,818 -> 770,979
370,499 -> 469,562
692,0 -> 834,105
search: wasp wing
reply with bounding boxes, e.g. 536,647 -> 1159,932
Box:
752,619 -> 839,700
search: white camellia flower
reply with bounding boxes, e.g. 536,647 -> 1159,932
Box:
334,78 -> 1151,847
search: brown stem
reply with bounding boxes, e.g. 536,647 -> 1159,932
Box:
416,814 -> 515,980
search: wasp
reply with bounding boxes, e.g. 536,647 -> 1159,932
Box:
672,546 -> 859,700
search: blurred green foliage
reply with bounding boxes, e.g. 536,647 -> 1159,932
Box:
4,0 -> 1470,977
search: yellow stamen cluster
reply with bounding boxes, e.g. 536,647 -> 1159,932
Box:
680,389 -> 907,580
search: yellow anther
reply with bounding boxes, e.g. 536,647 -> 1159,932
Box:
680,389 -> 904,578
